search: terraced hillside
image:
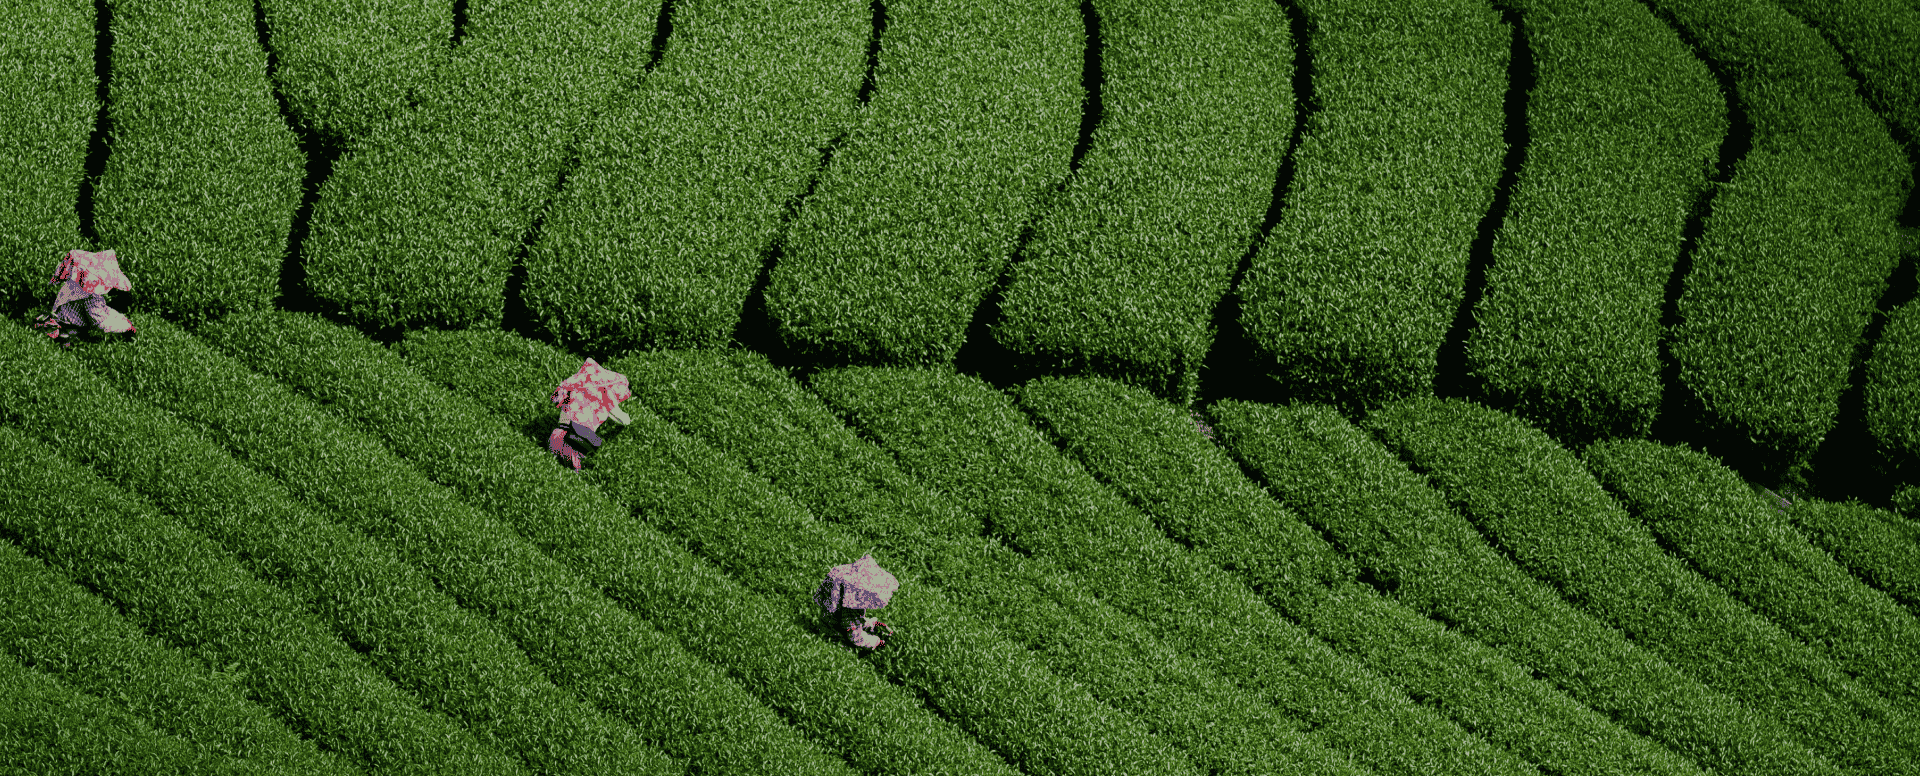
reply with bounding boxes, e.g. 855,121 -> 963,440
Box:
3,0 -> 1917,773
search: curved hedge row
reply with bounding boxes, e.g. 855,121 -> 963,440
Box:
612,348 -> 1368,776
521,0 -> 868,352
809,367 -> 1542,776
383,328 -> 1195,776
1864,295 -> 1920,482
1463,0 -> 1722,445
0,0 -> 94,316
90,0 -> 303,327
0,418 -> 524,775
10,326 -> 676,776
0,647 -> 250,776
1235,0 -> 1508,412
254,0 -> 452,146
71,312 -> 855,776
1648,0 -> 1908,477
763,0 -> 1082,365
0,538 -> 356,776
1358,396 -> 1920,776
300,0 -> 662,332
1583,438 -> 1920,708
1784,498 -> 1920,617
1766,0 -> 1920,150
992,0 -> 1293,404
1209,398 -> 1839,776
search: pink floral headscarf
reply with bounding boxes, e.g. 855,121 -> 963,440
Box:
550,359 -> 632,429
51,250 -> 131,296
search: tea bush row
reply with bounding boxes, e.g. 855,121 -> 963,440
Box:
1648,0 -> 1908,478
0,538 -> 356,776
1783,498 -> 1920,617
763,0 -> 1082,365
613,348 -> 1367,776
521,0 -> 868,352
0,414 -> 521,774
1766,0 -> 1920,149
992,0 -> 1293,405
1358,396 -> 1920,776
808,366 -> 1541,776
1036,378 -> 1813,776
255,0 -> 452,145
198,310 -> 1018,776
1235,0 -> 1508,413
302,0 -> 662,332
0,646 -> 250,776
1864,296 -> 1920,482
1583,438 -> 1920,708
388,327 -> 1191,776
83,312 -> 850,776
88,0 -> 302,327
8,324 -> 676,776
1463,0 -> 1722,445
0,0 -> 93,316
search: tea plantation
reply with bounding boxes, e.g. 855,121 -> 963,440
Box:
2,0 -> 1917,773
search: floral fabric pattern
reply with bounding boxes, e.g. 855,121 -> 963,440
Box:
51,249 -> 132,296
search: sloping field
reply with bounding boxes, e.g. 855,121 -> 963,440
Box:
3,0 -> 1916,772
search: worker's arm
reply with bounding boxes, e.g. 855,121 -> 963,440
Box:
608,404 -> 632,425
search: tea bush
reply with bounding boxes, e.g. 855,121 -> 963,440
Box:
992,0 -> 1293,404
763,0 -> 1081,365
1205,395 -> 1837,776
89,312 -> 853,776
810,366 -> 1540,776
1235,0 -> 1507,413
0,648 -> 250,776
1648,0 -> 1907,478
1784,498 -> 1920,617
387,326 -> 1192,776
614,348 -> 1368,776
522,0 -> 867,352
1864,297 -> 1920,482
0,424 -> 524,776
254,0 -> 453,145
1584,438 -> 1920,708
301,0 -> 661,331
88,0 -> 302,328
1765,0 -> 1920,148
1464,0 -> 1722,445
0,538 -> 357,776
1360,396 -> 1920,776
0,0 -> 93,315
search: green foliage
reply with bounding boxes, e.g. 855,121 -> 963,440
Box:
1583,439 -> 1920,708
0,412 -> 523,774
1236,0 -> 1508,412
1648,0 -> 1908,478
1464,0 -> 1723,445
255,0 -> 453,146
1208,396 -> 1841,776
0,647 -> 251,776
763,0 -> 1082,365
809,366 -> 1539,776
301,0 -> 662,332
0,0 -> 94,317
391,327 -> 1190,776
992,0 -> 1293,404
7,322 -> 673,776
1765,0 -> 1920,152
86,310 -> 844,776
615,349 -> 1367,776
0,539 -> 357,776
1865,298 -> 1920,480
90,0 -> 303,327
522,0 -> 867,353
1358,396 -> 1920,776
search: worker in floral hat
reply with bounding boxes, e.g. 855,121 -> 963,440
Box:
30,249 -> 136,349
547,358 -> 633,470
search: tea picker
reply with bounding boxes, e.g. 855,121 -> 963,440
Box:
30,249 -> 136,349
814,553 -> 899,650
547,358 -> 634,470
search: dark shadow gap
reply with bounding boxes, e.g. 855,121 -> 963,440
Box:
1068,0 -> 1103,176
1799,249 -> 1917,509
1435,5 -> 1532,404
646,0 -> 676,72
75,0 -> 113,250
254,0 -> 336,326
450,0 -> 469,48
733,1 -> 885,379
1198,0 -> 1312,409
498,147 -> 583,357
